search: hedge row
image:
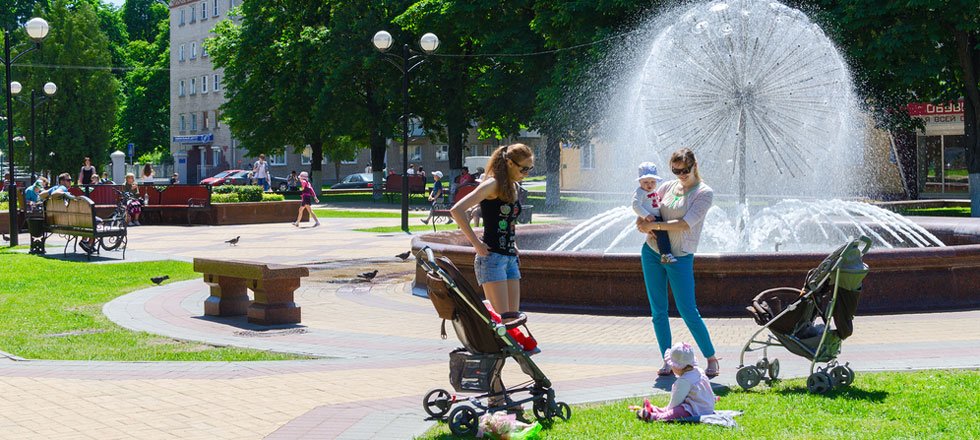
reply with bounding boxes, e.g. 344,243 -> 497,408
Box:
210,187 -> 285,204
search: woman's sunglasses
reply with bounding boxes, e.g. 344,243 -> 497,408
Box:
511,159 -> 534,174
671,165 -> 692,176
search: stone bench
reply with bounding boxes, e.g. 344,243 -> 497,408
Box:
193,258 -> 309,325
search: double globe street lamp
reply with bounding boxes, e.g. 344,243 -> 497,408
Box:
372,30 -> 439,234
3,17 -> 50,247
10,80 -> 57,183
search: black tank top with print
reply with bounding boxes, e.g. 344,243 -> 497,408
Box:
480,196 -> 521,256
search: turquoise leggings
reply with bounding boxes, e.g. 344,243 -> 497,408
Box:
640,243 -> 716,359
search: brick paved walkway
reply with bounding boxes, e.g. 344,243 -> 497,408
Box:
2,218 -> 979,439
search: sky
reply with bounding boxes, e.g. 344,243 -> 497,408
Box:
106,0 -> 126,7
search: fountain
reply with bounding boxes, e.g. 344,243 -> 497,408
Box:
413,0 -> 980,315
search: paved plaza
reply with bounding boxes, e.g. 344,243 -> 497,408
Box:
2,217 -> 980,439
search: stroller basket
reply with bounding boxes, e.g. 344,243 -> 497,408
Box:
449,349 -> 505,393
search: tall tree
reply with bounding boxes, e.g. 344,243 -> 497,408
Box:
122,0 -> 167,43
394,0 -> 550,180
530,1 -> 661,206
115,17 -> 169,156
17,0 -> 118,174
811,0 -> 980,215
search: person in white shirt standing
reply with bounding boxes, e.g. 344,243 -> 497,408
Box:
253,154 -> 270,192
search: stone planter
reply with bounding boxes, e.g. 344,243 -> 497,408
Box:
211,201 -> 301,225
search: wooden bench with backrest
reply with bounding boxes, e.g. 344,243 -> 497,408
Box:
427,183 -> 478,231
43,195 -> 127,259
193,258 -> 309,325
383,174 -> 427,203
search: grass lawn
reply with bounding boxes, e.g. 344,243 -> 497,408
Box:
418,369 -> 980,439
0,249 -> 306,361
312,208 -> 425,218
901,206 -> 972,217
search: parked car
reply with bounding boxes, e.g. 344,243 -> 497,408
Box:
272,175 -> 294,192
200,169 -> 251,186
330,173 -> 375,189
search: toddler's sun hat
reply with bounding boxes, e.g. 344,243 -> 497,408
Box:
664,342 -> 698,369
637,162 -> 664,181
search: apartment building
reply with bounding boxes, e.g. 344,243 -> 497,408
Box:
169,0 -> 238,184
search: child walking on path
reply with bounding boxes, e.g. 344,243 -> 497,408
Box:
632,162 -> 676,264
293,171 -> 320,227
634,342 -> 716,422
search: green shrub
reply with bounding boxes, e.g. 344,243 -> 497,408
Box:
211,193 -> 240,203
234,185 -> 264,202
212,185 -> 235,194
0,202 -> 7,211
262,193 -> 284,202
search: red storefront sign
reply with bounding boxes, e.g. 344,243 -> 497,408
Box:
907,100 -> 964,116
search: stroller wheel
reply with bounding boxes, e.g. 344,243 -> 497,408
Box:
554,401 -> 572,421
448,405 -> 479,437
736,366 -> 762,390
422,388 -> 452,418
807,371 -> 833,394
830,365 -> 855,387
768,359 -> 780,381
532,398 -> 551,421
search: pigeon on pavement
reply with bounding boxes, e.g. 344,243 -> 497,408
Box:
1,234 -> 8,242
395,251 -> 411,261
357,270 -> 379,281
151,275 -> 170,285
225,236 -> 240,246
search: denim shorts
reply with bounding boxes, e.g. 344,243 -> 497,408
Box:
474,252 -> 521,285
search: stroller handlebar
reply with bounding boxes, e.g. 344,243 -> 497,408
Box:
416,246 -> 438,273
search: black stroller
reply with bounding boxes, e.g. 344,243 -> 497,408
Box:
416,247 -> 570,436
737,236 -> 871,394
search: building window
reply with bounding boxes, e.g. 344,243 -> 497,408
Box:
268,153 -> 286,166
191,113 -> 197,131
190,78 -> 196,95
229,0 -> 234,9
213,110 -> 220,128
179,114 -> 186,131
436,145 -> 449,161
202,111 -> 209,129
201,75 -> 208,93
580,143 -> 596,169
190,6 -> 196,22
410,145 -> 422,162
190,42 -> 197,59
213,74 -> 220,91
213,0 -> 219,16
201,2 -> 207,20
178,80 -> 185,96
201,42 -> 208,58
301,147 -> 312,165
179,44 -> 185,61
179,9 -> 185,25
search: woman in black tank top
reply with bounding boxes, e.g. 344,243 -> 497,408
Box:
79,157 -> 95,186
450,144 -> 535,327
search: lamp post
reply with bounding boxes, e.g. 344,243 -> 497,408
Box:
372,30 -> 439,234
10,81 -> 58,182
3,17 -> 49,247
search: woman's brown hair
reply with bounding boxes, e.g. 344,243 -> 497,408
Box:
486,143 -> 533,203
670,148 -> 701,181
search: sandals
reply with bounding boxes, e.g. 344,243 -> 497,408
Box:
657,363 -> 673,377
705,358 -> 721,378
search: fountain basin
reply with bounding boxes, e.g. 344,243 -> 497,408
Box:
412,218 -> 980,317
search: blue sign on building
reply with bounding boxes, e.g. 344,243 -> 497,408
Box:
172,134 -> 214,144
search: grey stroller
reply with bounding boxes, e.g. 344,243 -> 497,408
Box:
737,236 -> 871,394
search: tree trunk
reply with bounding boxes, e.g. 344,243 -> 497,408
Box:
310,141 -> 324,197
544,134 -> 561,207
954,30 -> 980,216
366,80 -> 387,201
